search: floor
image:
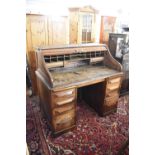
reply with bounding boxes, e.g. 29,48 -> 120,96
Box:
26,95 -> 129,155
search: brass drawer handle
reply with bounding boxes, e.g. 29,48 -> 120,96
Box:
54,90 -> 74,97
56,97 -> 75,106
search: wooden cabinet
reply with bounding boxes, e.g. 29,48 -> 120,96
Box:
26,14 -> 69,94
26,15 -> 48,94
100,16 -> 116,45
69,6 -> 98,44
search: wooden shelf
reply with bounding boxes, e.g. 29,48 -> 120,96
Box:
44,51 -> 105,69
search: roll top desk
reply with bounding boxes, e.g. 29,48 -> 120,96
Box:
35,44 -> 123,136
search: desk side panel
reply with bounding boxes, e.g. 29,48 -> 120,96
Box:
37,74 -> 52,123
36,49 -> 53,87
104,46 -> 123,72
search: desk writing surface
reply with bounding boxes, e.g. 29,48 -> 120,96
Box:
50,66 -> 121,89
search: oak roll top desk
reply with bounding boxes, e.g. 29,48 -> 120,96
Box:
35,43 -> 123,136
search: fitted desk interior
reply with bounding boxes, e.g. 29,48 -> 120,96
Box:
35,44 -> 123,136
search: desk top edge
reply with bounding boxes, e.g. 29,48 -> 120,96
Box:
36,43 -> 107,51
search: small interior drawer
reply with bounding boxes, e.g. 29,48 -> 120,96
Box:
104,95 -> 119,107
52,103 -> 75,116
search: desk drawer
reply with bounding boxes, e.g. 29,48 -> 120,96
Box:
106,77 -> 121,92
52,103 -> 75,116
52,88 -> 76,107
107,83 -> 120,92
104,95 -> 119,107
106,90 -> 119,98
108,77 -> 121,84
53,109 -> 75,131
53,88 -> 75,98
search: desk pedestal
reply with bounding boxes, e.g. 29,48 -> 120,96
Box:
82,75 -> 122,116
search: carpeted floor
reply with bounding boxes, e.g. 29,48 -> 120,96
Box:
26,95 -> 129,155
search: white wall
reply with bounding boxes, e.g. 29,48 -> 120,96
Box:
26,0 -> 129,42
26,0 -> 129,18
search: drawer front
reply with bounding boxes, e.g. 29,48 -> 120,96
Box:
104,95 -> 119,107
53,109 -> 75,131
52,88 -> 76,107
108,77 -> 121,84
52,103 -> 75,116
53,88 -> 75,98
106,77 -> 121,93
106,90 -> 119,98
54,117 -> 75,132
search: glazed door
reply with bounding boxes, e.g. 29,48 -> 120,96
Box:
81,14 -> 93,43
